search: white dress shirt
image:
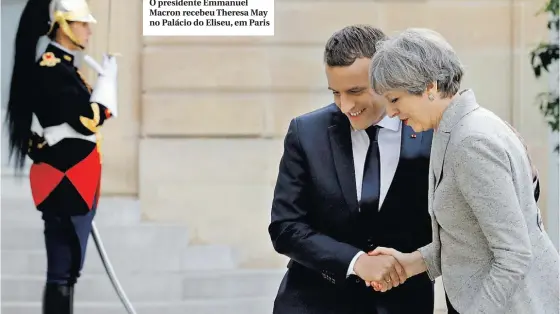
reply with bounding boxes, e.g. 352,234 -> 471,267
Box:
346,115 -> 402,276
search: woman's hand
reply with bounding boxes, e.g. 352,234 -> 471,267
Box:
353,253 -> 407,292
366,247 -> 428,291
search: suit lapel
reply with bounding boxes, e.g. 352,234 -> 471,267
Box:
400,124 -> 423,157
427,131 -> 450,219
431,132 -> 451,191
428,157 -> 435,215
328,113 -> 359,213
432,89 -> 480,192
380,123 -> 421,211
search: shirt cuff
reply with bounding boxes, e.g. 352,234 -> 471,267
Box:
346,251 -> 366,277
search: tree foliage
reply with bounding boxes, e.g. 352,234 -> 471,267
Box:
530,0 -> 559,143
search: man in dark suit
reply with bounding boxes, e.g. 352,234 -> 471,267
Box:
268,25 -> 435,314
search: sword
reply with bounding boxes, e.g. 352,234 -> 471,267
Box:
91,222 -> 137,314
106,0 -> 120,58
90,2 -> 134,311
82,0 -> 120,115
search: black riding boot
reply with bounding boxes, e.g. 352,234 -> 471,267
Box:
42,283 -> 74,314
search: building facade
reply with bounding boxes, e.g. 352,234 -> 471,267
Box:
2,0 -> 557,269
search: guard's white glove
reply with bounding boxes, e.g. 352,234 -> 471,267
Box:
100,54 -> 118,77
90,54 -> 118,117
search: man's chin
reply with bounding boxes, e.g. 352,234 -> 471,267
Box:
349,116 -> 379,131
348,120 -> 366,131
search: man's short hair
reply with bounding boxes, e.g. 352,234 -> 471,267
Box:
324,24 -> 388,67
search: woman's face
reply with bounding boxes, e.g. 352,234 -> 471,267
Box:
383,89 -> 436,132
68,21 -> 92,47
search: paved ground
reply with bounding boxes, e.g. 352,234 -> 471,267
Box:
1,175 -> 448,313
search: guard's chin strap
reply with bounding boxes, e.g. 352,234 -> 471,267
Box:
74,41 -> 85,50
47,11 -> 85,50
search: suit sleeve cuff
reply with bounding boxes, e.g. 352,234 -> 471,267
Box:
418,244 -> 441,281
346,251 -> 365,277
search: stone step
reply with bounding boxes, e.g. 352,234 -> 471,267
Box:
0,301 -> 448,314
178,269 -> 284,299
1,244 -> 238,275
1,297 -> 275,314
1,175 -> 35,199
1,224 -> 190,251
1,197 -> 141,226
1,270 -> 285,302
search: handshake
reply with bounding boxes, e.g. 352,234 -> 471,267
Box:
353,247 -> 426,293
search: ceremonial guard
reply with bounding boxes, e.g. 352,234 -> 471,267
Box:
5,0 -> 118,313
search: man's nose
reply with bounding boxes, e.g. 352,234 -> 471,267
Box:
340,95 -> 354,113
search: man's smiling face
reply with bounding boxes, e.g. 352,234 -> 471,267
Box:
326,57 -> 386,130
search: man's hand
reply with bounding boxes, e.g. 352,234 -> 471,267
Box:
353,253 -> 406,292
366,247 -> 428,292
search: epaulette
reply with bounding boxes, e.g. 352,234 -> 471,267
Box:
39,52 -> 61,67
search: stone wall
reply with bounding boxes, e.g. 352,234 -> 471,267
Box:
86,0 -> 553,268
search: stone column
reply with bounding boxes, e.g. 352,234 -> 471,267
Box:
85,0 -> 141,196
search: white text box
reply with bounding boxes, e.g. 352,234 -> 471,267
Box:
143,0 -> 274,36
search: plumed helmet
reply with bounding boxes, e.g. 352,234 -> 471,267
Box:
5,0 -> 97,170
46,0 -> 96,48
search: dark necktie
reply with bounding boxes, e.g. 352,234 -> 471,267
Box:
360,125 -> 382,215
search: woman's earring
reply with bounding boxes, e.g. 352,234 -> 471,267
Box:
428,93 -> 435,101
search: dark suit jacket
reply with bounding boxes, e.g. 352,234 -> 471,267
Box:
269,104 -> 435,314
